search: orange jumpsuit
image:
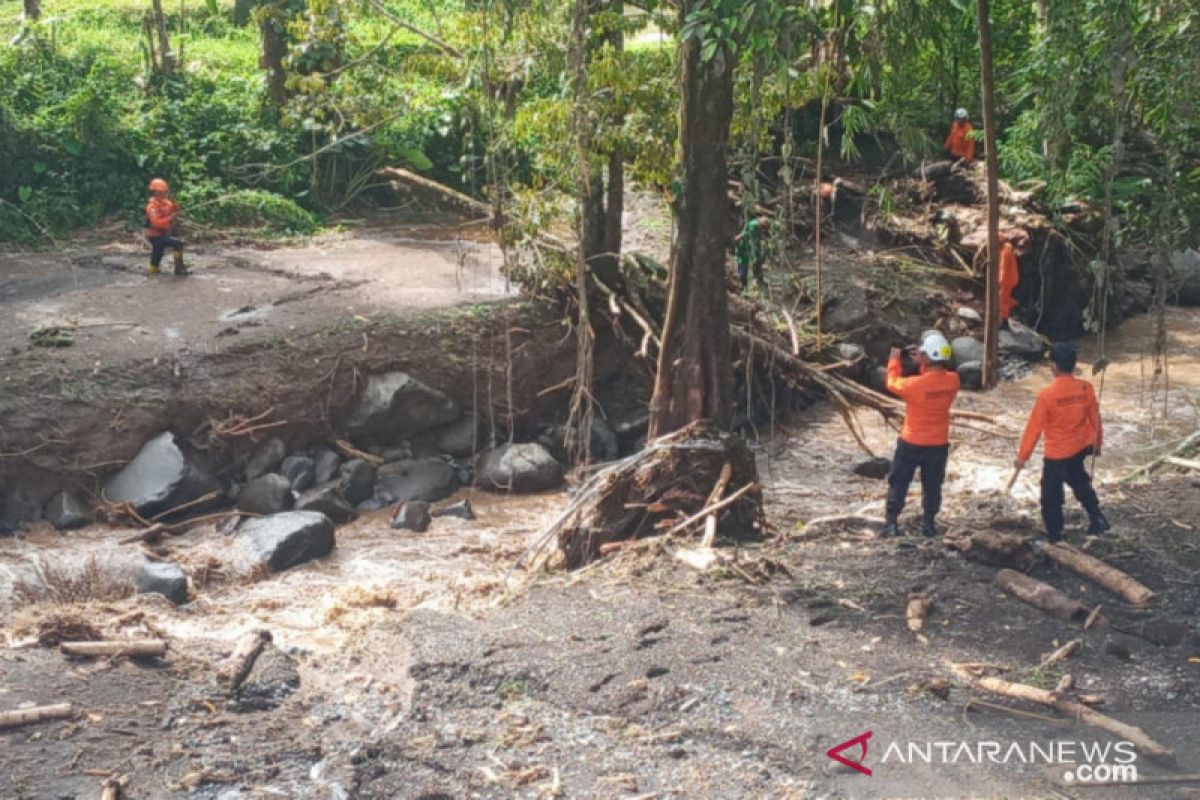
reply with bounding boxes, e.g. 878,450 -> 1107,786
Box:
945,121 -> 976,162
999,241 -> 1019,321
884,356 -> 961,524
1018,375 -> 1103,463
145,197 -> 179,237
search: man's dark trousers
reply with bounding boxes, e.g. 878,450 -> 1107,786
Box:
1041,446 -> 1101,541
887,438 -> 949,521
149,235 -> 183,267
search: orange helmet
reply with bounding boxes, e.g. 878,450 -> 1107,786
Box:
148,178 -> 169,193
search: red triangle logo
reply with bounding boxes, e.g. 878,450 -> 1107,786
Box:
826,731 -> 873,776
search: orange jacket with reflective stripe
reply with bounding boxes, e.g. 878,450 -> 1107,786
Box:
1018,375 -> 1103,461
145,198 -> 179,236
945,121 -> 976,161
887,357 -> 960,446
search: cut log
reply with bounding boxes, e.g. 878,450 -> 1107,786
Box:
1054,673 -> 1074,693
993,569 -> 1103,626
906,593 -> 933,633
1040,543 -> 1156,607
60,640 -> 167,659
1038,639 -> 1081,669
100,777 -> 122,800
950,668 -> 1177,767
217,629 -> 272,690
945,530 -> 1036,568
0,703 -> 73,729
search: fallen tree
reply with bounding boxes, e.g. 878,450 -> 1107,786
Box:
993,569 -> 1103,626
1040,543 -> 1156,607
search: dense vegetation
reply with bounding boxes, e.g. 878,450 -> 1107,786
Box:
0,0 -> 1196,252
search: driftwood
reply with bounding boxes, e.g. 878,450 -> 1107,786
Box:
0,703 -> 73,729
799,513 -> 886,538
119,511 -> 256,545
906,593 -> 933,633
950,667 -> 1177,767
1038,639 -> 1081,669
1119,430 -> 1200,482
218,629 -> 273,691
100,777 -> 123,800
993,569 -> 1103,626
335,439 -> 384,467
944,529 -> 1036,568
1040,543 -> 1156,607
61,640 -> 167,659
1054,673 -> 1074,693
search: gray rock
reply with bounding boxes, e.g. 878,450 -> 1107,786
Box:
476,443 -> 564,493
44,491 -> 89,530
951,336 -> 984,366
1171,249 -> 1200,305
420,414 -> 487,458
590,418 -> 620,463
356,497 -> 385,512
137,561 -> 188,605
104,432 -> 222,516
231,643 -> 299,712
238,511 -> 335,572
279,456 -> 316,492
378,444 -> 414,463
852,458 -> 891,480
957,307 -> 983,322
391,500 -> 432,532
835,343 -> 866,362
1,486 -> 44,527
999,323 -> 1045,359
296,482 -> 357,525
957,361 -> 984,390
338,459 -> 376,505
237,474 -> 295,515
432,499 -> 475,521
344,372 -> 460,447
244,438 -> 287,481
375,458 -> 459,504
311,447 -> 342,484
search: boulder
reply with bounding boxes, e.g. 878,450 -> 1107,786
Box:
957,307 -> 983,323
1171,249 -> 1200,305
951,336 -> 984,367
999,323 -> 1045,359
375,458 -> 459,504
232,643 -> 300,712
296,482 -> 357,525
957,361 -> 984,390
1,486 -> 44,528
338,459 -> 376,505
236,474 -> 295,516
137,561 -> 188,605
835,343 -> 866,362
279,456 -> 316,492
391,501 -> 432,532
378,443 -> 414,463
538,418 -> 620,464
344,372 -> 460,447
44,491 -> 89,531
244,438 -> 287,481
104,432 -> 221,516
420,414 -> 488,458
238,511 -> 335,572
311,447 -> 342,484
357,497 -> 385,512
476,443 -> 564,493
432,498 -> 476,521
852,458 -> 891,480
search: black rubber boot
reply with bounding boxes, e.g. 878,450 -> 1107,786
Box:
880,519 -> 901,538
922,517 -> 938,538
1087,511 -> 1111,535
173,249 -> 189,276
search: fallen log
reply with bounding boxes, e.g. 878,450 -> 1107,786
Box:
60,640 -> 167,659
1040,543 -> 1156,607
1038,639 -> 1081,669
906,593 -> 933,633
949,667 -> 1177,767
0,703 -> 73,729
993,569 -> 1104,626
217,629 -> 272,691
945,530 -> 1036,568
1054,673 -> 1074,693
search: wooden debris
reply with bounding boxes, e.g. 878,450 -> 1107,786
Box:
906,592 -> 933,633
1039,639 -> 1082,669
950,667 -> 1177,766
1079,693 -> 1105,707
799,513 -> 885,538
218,629 -> 272,690
1054,673 -> 1074,693
335,438 -> 384,467
674,547 -> 722,572
1083,604 -> 1105,630
100,777 -> 123,800
944,529 -> 1036,568
966,698 -> 1063,725
61,640 -> 167,659
994,569 -> 1103,625
1040,542 -> 1156,607
1165,456 -> 1200,472
0,703 -> 74,730
665,482 -> 758,537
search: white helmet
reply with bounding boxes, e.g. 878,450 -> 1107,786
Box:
954,108 -> 969,120
922,332 -> 952,363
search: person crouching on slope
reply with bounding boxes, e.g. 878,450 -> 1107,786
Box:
145,178 -> 188,276
1015,342 -> 1110,543
882,333 -> 961,538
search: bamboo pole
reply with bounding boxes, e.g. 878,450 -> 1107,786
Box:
0,703 -> 73,729
60,640 -> 167,659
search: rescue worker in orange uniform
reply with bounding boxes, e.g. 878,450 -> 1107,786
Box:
145,178 -> 188,276
881,332 -> 961,538
999,232 -> 1023,328
1015,342 -> 1110,542
944,108 -> 976,163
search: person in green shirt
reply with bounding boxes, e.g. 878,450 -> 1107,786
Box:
735,216 -> 766,292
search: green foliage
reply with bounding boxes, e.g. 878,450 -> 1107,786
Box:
180,185 -> 321,234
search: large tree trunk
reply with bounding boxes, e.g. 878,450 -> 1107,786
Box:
259,10 -> 290,107
977,0 -> 1001,388
579,0 -> 624,288
23,0 -> 41,22
234,0 -> 257,27
648,10 -> 735,438
150,0 -> 176,75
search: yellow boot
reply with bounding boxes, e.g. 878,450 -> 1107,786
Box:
148,262 -> 161,275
